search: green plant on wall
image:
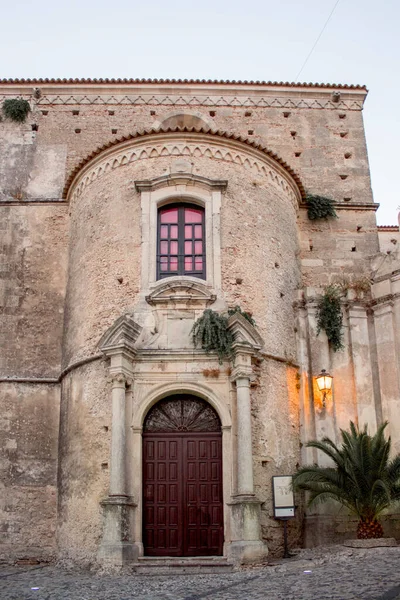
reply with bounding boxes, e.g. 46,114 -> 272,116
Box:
227,305 -> 256,326
192,309 -> 233,363
316,285 -> 344,351
2,99 -> 31,123
306,194 -> 338,220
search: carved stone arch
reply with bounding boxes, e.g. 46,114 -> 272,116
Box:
143,394 -> 221,433
133,381 -> 232,429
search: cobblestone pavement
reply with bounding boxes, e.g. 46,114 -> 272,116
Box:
1,547 -> 400,600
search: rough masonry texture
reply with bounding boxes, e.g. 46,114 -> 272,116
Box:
0,79 -> 399,567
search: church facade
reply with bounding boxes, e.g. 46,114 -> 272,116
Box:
0,78 -> 399,567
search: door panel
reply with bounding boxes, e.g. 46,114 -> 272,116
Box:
143,432 -> 223,556
143,437 -> 182,555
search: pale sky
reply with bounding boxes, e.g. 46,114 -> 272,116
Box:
1,0 -> 398,225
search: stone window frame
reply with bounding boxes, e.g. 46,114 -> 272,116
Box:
135,173 -> 228,296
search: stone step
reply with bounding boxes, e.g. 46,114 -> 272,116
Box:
133,556 -> 234,575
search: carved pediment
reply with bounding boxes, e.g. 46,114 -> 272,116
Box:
146,279 -> 216,308
227,313 -> 264,350
97,314 -> 142,355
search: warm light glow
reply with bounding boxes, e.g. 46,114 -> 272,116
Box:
316,369 -> 333,393
316,369 -> 333,406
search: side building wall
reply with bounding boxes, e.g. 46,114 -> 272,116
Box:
0,119 -> 69,561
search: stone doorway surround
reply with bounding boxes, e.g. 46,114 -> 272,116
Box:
96,288 -> 268,567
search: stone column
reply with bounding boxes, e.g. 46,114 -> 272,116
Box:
96,315 -> 143,567
228,343 -> 268,564
109,374 -> 128,497
236,376 -> 254,496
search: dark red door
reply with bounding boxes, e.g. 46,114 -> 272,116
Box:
142,395 -> 224,557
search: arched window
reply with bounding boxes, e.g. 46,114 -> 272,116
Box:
157,204 -> 206,280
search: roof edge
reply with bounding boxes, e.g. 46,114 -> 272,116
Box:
0,77 -> 367,90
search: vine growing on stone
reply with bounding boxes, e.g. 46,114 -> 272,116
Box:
192,309 -> 234,363
316,285 -> 344,352
306,194 -> 338,221
227,305 -> 256,326
2,99 -> 31,123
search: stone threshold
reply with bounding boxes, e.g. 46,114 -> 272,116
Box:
133,556 -> 234,574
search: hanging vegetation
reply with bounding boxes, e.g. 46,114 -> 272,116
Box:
306,194 -> 338,220
316,285 -> 344,352
192,309 -> 234,363
2,99 -> 31,123
227,305 -> 256,326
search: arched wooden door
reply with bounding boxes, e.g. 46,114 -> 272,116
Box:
142,395 -> 224,556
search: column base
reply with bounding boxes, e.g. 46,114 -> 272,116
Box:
98,495 -> 139,567
227,495 -> 268,564
97,542 -> 139,566
228,540 -> 268,564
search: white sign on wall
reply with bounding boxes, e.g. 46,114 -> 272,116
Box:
272,476 -> 295,519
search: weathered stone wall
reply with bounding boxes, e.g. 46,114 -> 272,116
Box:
57,361 -> 111,564
0,383 -> 60,562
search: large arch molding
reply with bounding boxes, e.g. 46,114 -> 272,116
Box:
64,126 -> 305,209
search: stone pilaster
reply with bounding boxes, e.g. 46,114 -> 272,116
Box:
228,342 -> 268,564
347,303 -> 377,431
372,300 -> 400,452
97,314 -> 142,566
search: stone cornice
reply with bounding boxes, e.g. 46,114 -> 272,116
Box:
300,202 -> 380,212
135,173 -> 228,193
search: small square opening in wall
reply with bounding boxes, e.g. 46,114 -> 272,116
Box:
290,131 -> 297,137
31,124 -> 38,131
41,110 -> 48,116
209,111 -> 216,117
295,151 -> 302,157
248,130 -> 254,135
344,152 -> 352,159
72,110 -> 79,116
150,110 -> 156,116
340,131 -> 348,138
351,245 -> 356,252
245,111 -> 252,117
283,111 -> 291,118
112,129 -> 118,134
339,113 -> 346,119
75,128 -> 81,134
108,110 -> 115,116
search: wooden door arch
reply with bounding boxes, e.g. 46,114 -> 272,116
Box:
142,394 -> 223,556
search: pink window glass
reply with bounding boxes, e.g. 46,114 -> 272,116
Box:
184,241 -> 192,254
170,225 -> 178,238
185,225 -> 192,239
170,241 -> 178,254
194,225 -> 202,238
184,257 -> 193,271
160,208 -> 178,223
169,257 -> 178,271
184,208 -> 202,223
160,241 -> 168,254
160,225 -> 168,239
194,257 -> 203,271
194,241 -> 202,254
160,257 -> 168,271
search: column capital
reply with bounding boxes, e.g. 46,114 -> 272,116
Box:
108,372 -> 130,388
230,367 -> 253,384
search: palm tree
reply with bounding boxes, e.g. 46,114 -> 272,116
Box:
293,421 -> 400,539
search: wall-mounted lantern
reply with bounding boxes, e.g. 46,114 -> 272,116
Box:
316,369 -> 333,407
